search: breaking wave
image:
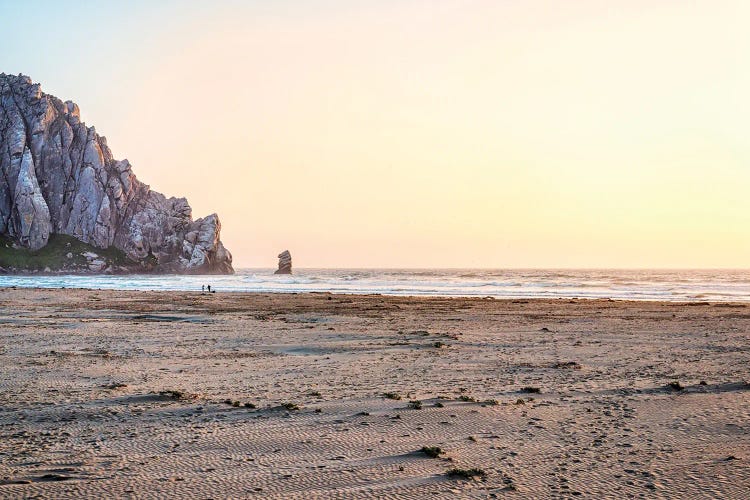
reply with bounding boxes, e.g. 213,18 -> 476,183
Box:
1,268 -> 749,302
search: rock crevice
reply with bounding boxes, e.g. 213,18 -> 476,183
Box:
0,73 -> 233,274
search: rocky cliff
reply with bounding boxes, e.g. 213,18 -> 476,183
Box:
0,74 -> 232,274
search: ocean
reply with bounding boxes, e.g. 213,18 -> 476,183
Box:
1,268 -> 749,302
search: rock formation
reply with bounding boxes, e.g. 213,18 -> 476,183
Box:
275,250 -> 292,274
0,74 -> 233,274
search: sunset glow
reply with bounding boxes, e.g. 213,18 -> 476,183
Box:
4,0 -> 748,267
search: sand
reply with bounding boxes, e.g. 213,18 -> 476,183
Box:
0,288 -> 749,498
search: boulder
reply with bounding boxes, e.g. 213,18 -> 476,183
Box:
274,250 -> 292,274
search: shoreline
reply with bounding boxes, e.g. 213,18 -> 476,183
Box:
1,288 -> 748,497
2,285 -> 750,305
2,268 -> 749,303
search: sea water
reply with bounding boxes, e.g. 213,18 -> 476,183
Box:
1,269 -> 749,302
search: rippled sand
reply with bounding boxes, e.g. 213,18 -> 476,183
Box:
1,289 -> 749,498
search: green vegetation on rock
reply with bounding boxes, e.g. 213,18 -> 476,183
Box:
0,234 -> 133,272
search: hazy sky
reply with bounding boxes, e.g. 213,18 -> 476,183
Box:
2,0 -> 749,268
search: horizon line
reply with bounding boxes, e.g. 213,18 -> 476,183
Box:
234,267 -> 750,271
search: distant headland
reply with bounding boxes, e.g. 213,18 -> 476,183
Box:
0,74 -> 233,274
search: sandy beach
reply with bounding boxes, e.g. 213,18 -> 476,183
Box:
1,288 -> 749,498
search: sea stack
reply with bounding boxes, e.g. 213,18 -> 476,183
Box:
0,74 -> 233,274
275,250 -> 292,274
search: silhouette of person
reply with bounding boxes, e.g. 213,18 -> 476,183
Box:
202,285 -> 205,292
207,285 -> 211,293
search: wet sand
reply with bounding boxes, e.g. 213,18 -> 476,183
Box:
1,288 -> 749,498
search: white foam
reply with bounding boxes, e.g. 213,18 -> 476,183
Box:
1,269 -> 749,301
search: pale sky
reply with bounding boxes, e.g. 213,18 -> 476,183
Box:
2,0 -> 749,268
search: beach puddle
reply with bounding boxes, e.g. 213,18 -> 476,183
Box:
129,314 -> 211,323
275,345 -> 338,356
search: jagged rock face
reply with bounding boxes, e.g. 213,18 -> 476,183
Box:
0,74 -> 233,274
274,250 -> 292,274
